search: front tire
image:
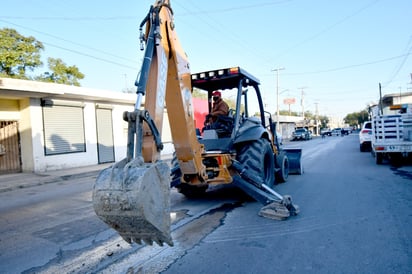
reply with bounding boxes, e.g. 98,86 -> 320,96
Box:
276,153 -> 289,183
237,138 -> 275,188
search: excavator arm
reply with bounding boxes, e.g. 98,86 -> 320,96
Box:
93,0 -> 300,248
93,0 -> 205,247
133,0 -> 205,176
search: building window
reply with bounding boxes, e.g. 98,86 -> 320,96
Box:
42,100 -> 86,155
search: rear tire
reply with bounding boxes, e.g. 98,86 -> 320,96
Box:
390,153 -> 403,167
375,152 -> 383,165
360,144 -> 365,152
237,138 -> 275,188
176,183 -> 208,198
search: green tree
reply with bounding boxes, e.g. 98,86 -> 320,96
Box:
192,88 -> 208,99
192,87 -> 238,110
0,28 -> 44,78
1,28 -> 84,86
319,115 -> 329,129
344,109 -> 369,126
36,57 -> 84,86
122,87 -> 135,93
279,109 -> 299,116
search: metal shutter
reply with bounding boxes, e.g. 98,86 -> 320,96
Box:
96,107 -> 114,163
42,101 -> 86,155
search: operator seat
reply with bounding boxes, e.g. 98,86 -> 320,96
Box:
213,114 -> 234,138
202,111 -> 234,138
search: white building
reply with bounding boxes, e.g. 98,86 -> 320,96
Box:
1,77 -> 315,174
0,78 -> 142,173
275,115 -> 304,139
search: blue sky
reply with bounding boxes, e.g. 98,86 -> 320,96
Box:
1,0 -> 411,119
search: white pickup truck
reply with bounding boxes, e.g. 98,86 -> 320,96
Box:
371,104 -> 412,164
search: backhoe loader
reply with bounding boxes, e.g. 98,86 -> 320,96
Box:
93,0 -> 302,247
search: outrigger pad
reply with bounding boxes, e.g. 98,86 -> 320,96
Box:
259,195 -> 300,220
93,157 -> 173,246
259,201 -> 290,220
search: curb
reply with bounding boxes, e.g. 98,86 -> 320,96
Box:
0,169 -> 103,193
0,156 -> 174,194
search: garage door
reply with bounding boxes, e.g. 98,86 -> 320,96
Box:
42,100 -> 86,155
96,107 -> 115,163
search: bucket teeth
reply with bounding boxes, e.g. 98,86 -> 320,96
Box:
132,237 -> 142,245
154,238 -> 163,246
93,159 -> 173,247
122,235 -> 132,244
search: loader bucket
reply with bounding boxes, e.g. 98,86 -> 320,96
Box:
284,148 -> 303,174
92,157 -> 173,246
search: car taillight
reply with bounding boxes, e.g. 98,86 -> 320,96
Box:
361,129 -> 370,134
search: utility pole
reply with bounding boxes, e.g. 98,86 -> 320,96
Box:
315,102 -> 319,135
272,67 -> 285,132
405,73 -> 412,91
123,74 -> 128,92
299,87 -> 307,119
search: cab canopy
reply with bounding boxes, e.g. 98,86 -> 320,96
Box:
191,67 -> 260,92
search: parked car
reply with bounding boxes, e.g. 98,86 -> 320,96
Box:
292,128 -> 311,141
343,127 -> 353,134
331,128 -> 342,136
359,121 -> 372,152
321,128 -> 332,136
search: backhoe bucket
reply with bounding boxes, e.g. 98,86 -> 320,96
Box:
93,157 -> 173,246
284,148 -> 303,174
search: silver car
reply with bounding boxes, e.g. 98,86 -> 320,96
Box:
292,128 -> 310,141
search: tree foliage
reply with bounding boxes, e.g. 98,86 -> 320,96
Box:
192,88 -> 208,99
0,28 -> 84,85
36,58 -> 84,86
344,109 -> 369,126
0,28 -> 44,78
279,110 -> 299,116
192,87 -> 238,110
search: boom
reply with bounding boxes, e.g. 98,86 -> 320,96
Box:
136,0 -> 205,179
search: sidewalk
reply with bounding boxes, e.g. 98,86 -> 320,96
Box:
0,154 -> 174,193
0,163 -> 112,193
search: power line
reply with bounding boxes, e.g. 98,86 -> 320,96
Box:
381,35 -> 412,87
273,0 -> 380,60
42,41 -> 137,70
0,16 -> 136,21
176,0 -> 293,16
172,1 -> 271,66
175,0 -> 381,73
283,53 -> 412,76
0,19 -> 138,67
1,1 -> 294,19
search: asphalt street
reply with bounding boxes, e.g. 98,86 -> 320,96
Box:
0,134 -> 411,273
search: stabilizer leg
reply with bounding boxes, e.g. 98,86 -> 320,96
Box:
231,160 -> 299,220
